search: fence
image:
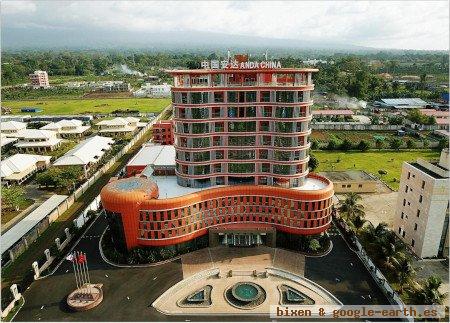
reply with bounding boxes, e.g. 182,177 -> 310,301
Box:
311,123 -> 439,131
3,113 -> 162,263
0,285 -> 22,319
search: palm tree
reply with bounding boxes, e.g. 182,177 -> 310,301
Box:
397,258 -> 415,294
339,193 -> 365,222
352,215 -> 367,232
379,232 -> 406,269
414,275 -> 447,305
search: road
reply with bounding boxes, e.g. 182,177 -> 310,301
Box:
15,216 -> 388,321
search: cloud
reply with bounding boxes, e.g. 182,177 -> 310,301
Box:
1,0 -> 448,50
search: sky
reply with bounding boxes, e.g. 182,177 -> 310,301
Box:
1,0 -> 449,50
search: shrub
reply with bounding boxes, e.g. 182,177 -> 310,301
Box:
327,139 -> 339,150
357,140 -> 370,152
340,139 -> 353,151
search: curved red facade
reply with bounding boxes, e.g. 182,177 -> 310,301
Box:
100,174 -> 334,249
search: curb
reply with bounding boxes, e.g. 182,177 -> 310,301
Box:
98,226 -> 182,268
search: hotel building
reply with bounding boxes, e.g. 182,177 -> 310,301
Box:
101,58 -> 334,251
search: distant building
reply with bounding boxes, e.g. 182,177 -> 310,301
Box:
14,129 -> 63,153
1,153 -> 51,185
53,135 -> 114,176
318,170 -> 377,193
373,98 -> 428,110
394,149 -> 449,258
152,120 -> 174,145
419,109 -> 449,130
96,117 -> 143,137
99,81 -> 131,92
0,133 -> 18,150
40,119 -> 91,138
29,70 -> 50,89
0,121 -> 27,136
133,83 -> 171,98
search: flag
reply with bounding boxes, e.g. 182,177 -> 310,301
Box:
66,254 -> 74,262
76,253 -> 86,264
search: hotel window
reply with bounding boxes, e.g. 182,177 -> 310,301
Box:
358,184 -> 363,188
411,239 -> 415,247
403,199 -> 406,206
260,91 -> 271,102
401,212 -> 404,219
419,195 -> 423,203
421,181 -> 425,189
417,209 -> 420,217
414,223 -> 418,231
181,92 -> 188,104
407,172 -> 410,179
405,185 -> 408,193
214,92 -> 224,103
227,91 -> 238,103
398,227 -> 402,234
402,231 -> 406,238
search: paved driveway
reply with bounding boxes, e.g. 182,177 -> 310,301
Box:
15,218 -> 388,321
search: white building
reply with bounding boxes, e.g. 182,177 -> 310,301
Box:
394,149 -> 449,258
1,121 -> 27,136
133,83 -> 171,98
96,117 -> 142,137
29,70 -> 50,89
53,135 -> 114,176
40,119 -> 91,138
14,129 -> 63,153
99,81 -> 131,92
1,154 -> 51,185
1,133 -> 18,148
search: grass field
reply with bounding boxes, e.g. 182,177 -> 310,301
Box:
314,150 -> 440,190
2,98 -> 170,115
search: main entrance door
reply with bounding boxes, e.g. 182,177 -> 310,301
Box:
221,233 -> 262,247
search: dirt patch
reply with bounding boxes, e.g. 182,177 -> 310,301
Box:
360,192 -> 399,227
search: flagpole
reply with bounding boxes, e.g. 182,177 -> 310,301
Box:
79,251 -> 89,295
83,252 -> 92,295
71,251 -> 80,290
74,251 -> 85,295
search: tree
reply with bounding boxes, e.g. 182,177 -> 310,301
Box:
370,115 -> 380,125
327,139 -> 338,150
406,139 -> 416,149
357,140 -> 370,152
352,215 -> 367,231
388,115 -> 403,125
36,166 -> 83,190
413,275 -> 447,305
397,258 -> 415,294
310,140 -> 319,150
340,139 -> 353,151
309,239 -> 321,252
378,169 -> 387,179
339,193 -> 365,222
437,138 -> 449,151
308,154 -> 319,172
1,186 -> 27,211
375,138 -> 384,150
389,138 -> 402,150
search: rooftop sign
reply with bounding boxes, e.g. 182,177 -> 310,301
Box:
201,60 -> 282,70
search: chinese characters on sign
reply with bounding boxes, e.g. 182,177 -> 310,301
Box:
201,60 -> 282,69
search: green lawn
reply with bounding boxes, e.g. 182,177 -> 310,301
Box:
2,98 -> 170,115
314,150 -> 440,190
